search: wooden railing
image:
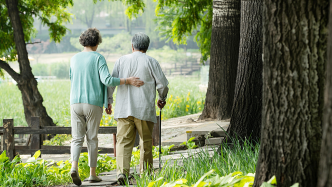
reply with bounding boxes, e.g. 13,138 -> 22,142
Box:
0,116 -> 160,160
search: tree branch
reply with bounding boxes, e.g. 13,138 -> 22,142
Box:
0,60 -> 21,81
26,41 -> 41,45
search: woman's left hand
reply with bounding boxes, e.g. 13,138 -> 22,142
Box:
126,77 -> 144,87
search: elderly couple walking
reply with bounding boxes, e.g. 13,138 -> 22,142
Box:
69,28 -> 169,186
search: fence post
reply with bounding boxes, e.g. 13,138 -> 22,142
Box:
30,117 -> 41,157
0,129 -> 3,152
3,119 -> 14,160
152,116 -> 160,146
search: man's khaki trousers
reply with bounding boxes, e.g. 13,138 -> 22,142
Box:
116,116 -> 154,176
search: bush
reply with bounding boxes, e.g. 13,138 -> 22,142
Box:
50,62 -> 70,79
31,63 -> 49,76
31,61 -> 70,79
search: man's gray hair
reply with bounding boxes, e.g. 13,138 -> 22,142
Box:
132,32 -> 150,51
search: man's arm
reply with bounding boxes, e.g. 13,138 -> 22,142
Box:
149,59 -> 169,102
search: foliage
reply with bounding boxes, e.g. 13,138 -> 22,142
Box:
260,176 -> 299,187
0,150 -> 116,186
148,171 -> 298,187
135,139 -> 259,187
69,0 -> 105,28
31,61 -> 70,79
147,45 -> 198,64
181,137 -> 197,149
98,32 -> 133,56
71,32 -> 132,58
121,0 -> 212,62
43,134 -> 72,146
147,170 -> 255,187
0,0 -> 72,76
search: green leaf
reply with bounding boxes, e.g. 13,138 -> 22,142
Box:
290,183 -> 299,187
193,169 -> 214,187
148,177 -> 163,187
267,176 -> 277,185
33,150 -> 41,159
260,182 -> 275,187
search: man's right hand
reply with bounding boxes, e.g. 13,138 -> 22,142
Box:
105,104 -> 112,115
127,77 -> 144,87
157,100 -> 166,109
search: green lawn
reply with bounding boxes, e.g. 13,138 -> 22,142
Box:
0,77 -> 205,127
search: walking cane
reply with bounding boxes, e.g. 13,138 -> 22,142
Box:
159,109 -> 162,169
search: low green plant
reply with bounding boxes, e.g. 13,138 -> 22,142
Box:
181,137 -> 197,149
0,150 -> 116,186
147,170 -> 255,187
134,139 -> 259,187
31,61 -> 70,79
260,176 -> 299,187
43,134 -> 72,146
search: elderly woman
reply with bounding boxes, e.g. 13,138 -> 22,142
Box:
69,28 -> 144,186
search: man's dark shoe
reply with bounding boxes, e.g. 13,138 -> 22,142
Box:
70,168 -> 82,186
117,173 -> 127,185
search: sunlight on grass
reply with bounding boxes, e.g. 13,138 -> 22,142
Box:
0,76 -> 205,127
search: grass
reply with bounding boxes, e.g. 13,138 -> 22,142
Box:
131,139 -> 260,187
0,138 -> 259,187
0,76 -> 205,127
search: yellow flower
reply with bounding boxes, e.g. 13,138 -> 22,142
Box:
186,105 -> 190,108
186,97 -> 189,101
199,108 -> 201,110
187,92 -> 190,96
186,108 -> 189,112
197,101 -> 201,105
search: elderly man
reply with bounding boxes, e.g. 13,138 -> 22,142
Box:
108,32 -> 169,184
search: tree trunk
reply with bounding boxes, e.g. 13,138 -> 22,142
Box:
253,0 -> 328,187
5,0 -> 56,128
317,2 -> 332,186
199,0 -> 240,120
226,0 -> 262,144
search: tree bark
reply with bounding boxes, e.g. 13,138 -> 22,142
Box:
5,0 -> 56,128
199,0 -> 240,120
317,1 -> 332,186
226,0 -> 262,144
253,0 -> 328,187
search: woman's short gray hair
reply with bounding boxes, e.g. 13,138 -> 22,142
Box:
79,28 -> 102,47
132,33 -> 150,51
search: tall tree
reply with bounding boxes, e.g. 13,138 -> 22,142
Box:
122,0 -> 240,120
199,0 -> 241,120
317,1 -> 332,186
226,0 -> 262,143
0,0 -> 72,127
253,0 -> 328,186
70,0 -> 105,28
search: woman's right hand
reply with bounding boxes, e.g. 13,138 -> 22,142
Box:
126,77 -> 144,87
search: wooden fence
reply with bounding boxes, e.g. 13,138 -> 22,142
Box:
0,116 -> 160,160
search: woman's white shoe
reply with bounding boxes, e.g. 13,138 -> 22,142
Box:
88,175 -> 102,183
